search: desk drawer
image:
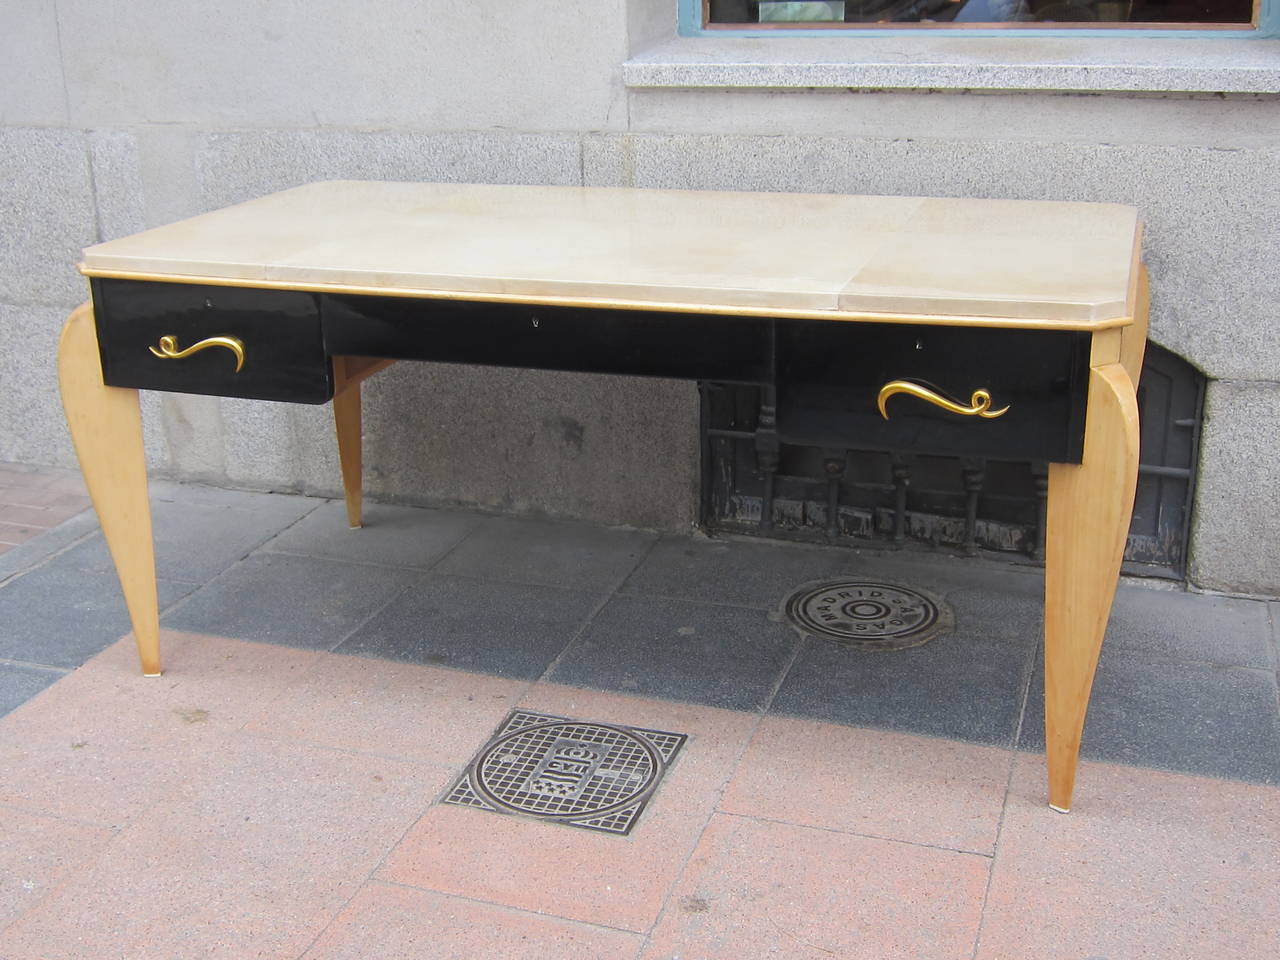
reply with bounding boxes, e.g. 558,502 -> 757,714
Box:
321,294 -> 775,383
777,321 -> 1091,463
91,279 -> 333,403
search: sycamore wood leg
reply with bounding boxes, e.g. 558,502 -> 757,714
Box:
1120,263 -> 1150,387
333,374 -> 363,529
57,303 -> 161,676
1044,363 -> 1140,812
331,357 -> 394,529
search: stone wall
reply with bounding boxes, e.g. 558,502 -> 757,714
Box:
2,1 -> 1276,593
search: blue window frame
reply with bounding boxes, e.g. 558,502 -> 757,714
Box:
681,0 -> 1277,37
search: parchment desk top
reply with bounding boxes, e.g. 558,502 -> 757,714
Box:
81,181 -> 1140,328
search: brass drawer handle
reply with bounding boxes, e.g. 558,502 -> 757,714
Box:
878,380 -> 1009,420
148,335 -> 245,372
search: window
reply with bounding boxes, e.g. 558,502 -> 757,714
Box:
699,0 -> 1266,30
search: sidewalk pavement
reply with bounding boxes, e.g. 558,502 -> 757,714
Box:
1,463 -> 1277,959
0,462 -> 91,557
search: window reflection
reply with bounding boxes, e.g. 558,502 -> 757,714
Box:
708,0 -> 1254,25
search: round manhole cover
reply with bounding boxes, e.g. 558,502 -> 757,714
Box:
782,579 -> 952,651
470,719 -> 663,821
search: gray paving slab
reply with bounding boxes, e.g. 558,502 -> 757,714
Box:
434,516 -> 656,592
943,586 -> 1042,647
0,565 -> 197,668
1020,647 -> 1280,785
4,482 -> 1280,791
549,594 -> 800,711
0,662 -> 67,717
260,501 -> 481,569
162,553 -> 418,651
56,492 -> 320,584
1271,602 -> 1279,666
148,479 -> 315,510
771,632 -> 1036,747
0,509 -> 99,583
335,574 -> 598,679
618,535 -> 847,610
1102,587 -> 1275,670
832,548 -> 1046,600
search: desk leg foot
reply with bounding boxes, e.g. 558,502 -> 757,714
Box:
58,304 -> 161,676
1044,363 -> 1139,813
333,377 -> 363,529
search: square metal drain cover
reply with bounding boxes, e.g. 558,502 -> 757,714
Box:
442,711 -> 687,836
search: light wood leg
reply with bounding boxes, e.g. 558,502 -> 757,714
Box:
333,377 -> 363,529
57,303 -> 161,676
331,357 -> 394,529
1044,363 -> 1140,812
1120,263 -> 1150,387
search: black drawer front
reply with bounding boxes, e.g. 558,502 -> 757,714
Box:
322,294 -> 775,384
777,322 -> 1090,463
91,279 -> 333,403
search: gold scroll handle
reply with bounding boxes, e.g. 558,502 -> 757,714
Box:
148,334 -> 245,373
877,380 -> 1009,420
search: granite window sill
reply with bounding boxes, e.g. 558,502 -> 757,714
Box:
623,36 -> 1280,95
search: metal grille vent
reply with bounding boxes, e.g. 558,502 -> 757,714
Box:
443,711 -> 687,835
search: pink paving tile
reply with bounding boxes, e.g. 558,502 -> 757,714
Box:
379,683 -> 760,933
642,813 -> 989,960
0,484 -> 85,510
0,807 -> 115,931
721,716 -> 1010,855
0,470 -> 48,486
0,463 -> 90,539
0,737 -> 450,960
74,631 -> 325,727
0,462 -> 86,489
302,881 -> 642,959
0,633 -> 322,825
47,492 -> 93,512
244,650 -> 527,765
0,503 -> 65,528
0,520 -> 41,545
976,755 -> 1280,960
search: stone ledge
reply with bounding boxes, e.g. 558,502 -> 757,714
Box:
624,36 -> 1280,95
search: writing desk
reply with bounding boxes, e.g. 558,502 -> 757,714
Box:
61,181 -> 1146,812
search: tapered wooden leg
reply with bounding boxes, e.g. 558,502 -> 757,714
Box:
333,372 -> 363,529
1044,363 -> 1140,812
1120,263 -> 1150,387
57,303 -> 161,676
331,357 -> 394,529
